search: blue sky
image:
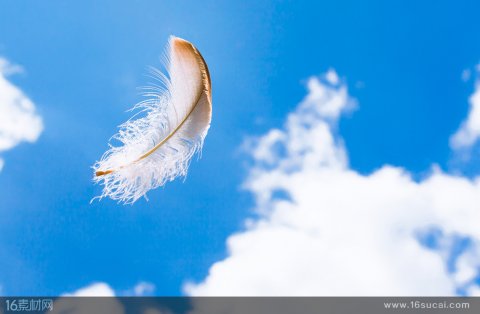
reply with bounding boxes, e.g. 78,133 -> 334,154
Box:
1,0 -> 480,296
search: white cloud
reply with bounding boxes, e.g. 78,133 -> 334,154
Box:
468,285 -> 480,296
62,281 -> 156,297
132,281 -> 156,296
185,71 -> 480,296
451,74 -> 480,149
120,281 -> 156,296
325,68 -> 340,85
54,281 -> 157,313
0,57 -> 43,168
56,283 -> 124,314
301,72 -> 355,121
63,282 -> 116,296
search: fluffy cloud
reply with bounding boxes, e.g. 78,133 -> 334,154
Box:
131,281 -> 156,296
451,72 -> 480,149
62,281 -> 156,297
63,282 -> 116,296
56,283 -> 122,314
185,71 -> 480,296
0,57 -> 43,168
55,282 -> 157,314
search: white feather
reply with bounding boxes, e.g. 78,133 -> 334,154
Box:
93,36 -> 212,204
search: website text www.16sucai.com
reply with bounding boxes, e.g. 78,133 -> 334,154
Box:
384,300 -> 470,310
